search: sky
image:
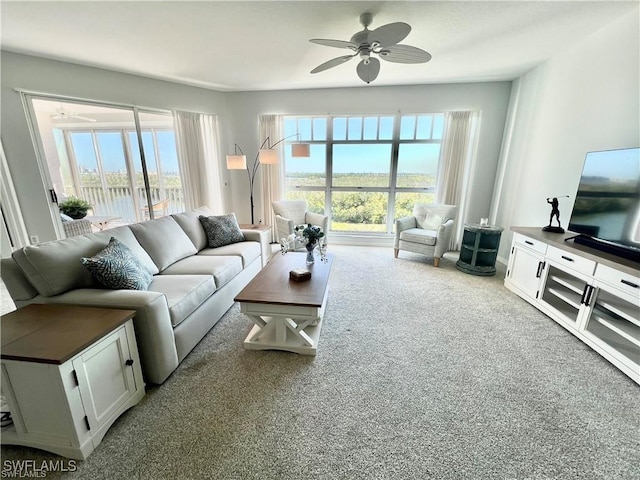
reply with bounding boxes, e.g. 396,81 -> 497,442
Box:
70,131 -> 179,174
283,115 -> 444,174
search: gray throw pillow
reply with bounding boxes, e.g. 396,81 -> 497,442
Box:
199,214 -> 245,248
81,237 -> 153,290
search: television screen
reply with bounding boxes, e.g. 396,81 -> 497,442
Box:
568,147 -> 640,251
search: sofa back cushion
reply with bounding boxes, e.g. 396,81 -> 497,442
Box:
171,206 -> 213,251
11,227 -> 158,297
129,216 -> 197,271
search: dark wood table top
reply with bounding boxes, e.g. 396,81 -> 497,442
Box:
235,252 -> 333,308
1,304 -> 135,364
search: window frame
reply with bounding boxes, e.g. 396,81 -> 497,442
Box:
284,113 -> 444,234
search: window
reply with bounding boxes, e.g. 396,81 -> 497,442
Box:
283,114 -> 444,234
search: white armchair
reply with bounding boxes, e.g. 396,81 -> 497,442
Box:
272,200 -> 328,249
394,203 -> 457,267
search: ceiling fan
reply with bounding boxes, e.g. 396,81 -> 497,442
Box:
51,106 -> 96,122
310,12 -> 432,84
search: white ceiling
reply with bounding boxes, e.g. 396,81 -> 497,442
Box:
1,1 -> 637,92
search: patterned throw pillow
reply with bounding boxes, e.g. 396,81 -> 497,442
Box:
81,237 -> 153,290
199,214 -> 245,248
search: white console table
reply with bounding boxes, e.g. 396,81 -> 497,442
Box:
505,227 -> 640,385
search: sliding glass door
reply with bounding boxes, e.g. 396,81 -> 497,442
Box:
28,97 -> 184,232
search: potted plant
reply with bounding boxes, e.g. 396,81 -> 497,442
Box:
58,196 -> 92,219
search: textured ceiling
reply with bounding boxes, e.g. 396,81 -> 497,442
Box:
1,1 -> 637,91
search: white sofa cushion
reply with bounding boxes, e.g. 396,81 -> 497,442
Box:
161,255 -> 243,289
197,242 -> 261,268
148,275 -> 215,328
171,206 -> 213,251
130,216 -> 197,271
11,227 -> 156,296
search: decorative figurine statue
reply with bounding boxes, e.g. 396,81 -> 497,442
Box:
542,196 -> 569,233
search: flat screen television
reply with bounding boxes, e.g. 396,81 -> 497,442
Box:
568,147 -> 640,264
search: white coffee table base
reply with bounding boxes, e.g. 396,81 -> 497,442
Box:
241,289 -> 328,355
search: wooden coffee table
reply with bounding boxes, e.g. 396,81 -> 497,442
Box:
234,252 -> 333,355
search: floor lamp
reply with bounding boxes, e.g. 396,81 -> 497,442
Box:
226,135 -> 310,225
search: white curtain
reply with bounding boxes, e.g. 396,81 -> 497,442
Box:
173,111 -> 225,213
436,111 -> 480,250
259,114 -> 284,242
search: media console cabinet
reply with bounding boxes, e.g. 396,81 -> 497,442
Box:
505,227 -> 640,385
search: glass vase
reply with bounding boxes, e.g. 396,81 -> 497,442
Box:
305,242 -> 316,265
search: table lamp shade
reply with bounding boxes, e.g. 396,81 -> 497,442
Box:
226,154 -> 247,170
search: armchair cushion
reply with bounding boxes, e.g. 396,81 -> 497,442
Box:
413,203 -> 454,230
399,228 -> 437,246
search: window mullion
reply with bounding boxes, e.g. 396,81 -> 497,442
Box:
121,130 -> 142,222
64,131 -> 82,198
151,129 -> 165,200
91,130 -> 112,216
388,113 -> 402,233
326,116 -> 333,220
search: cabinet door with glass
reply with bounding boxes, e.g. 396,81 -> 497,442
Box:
582,279 -> 640,379
537,260 -> 593,330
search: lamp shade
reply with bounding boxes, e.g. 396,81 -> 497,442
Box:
292,143 -> 311,158
226,154 -> 247,170
258,149 -> 278,165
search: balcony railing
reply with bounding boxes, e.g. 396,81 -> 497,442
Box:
79,186 -> 184,223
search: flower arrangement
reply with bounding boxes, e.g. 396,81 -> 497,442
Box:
295,223 -> 325,246
280,224 -> 327,264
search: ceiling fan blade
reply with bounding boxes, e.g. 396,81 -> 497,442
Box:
356,57 -> 380,84
378,44 -> 432,64
368,22 -> 411,47
311,54 -> 356,74
310,38 -> 358,50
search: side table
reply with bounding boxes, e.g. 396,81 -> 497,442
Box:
239,224 -> 272,267
1,304 -> 145,459
456,223 -> 504,276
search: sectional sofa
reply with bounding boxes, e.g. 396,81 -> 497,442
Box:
1,207 -> 265,384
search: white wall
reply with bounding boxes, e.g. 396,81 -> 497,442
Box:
225,82 -> 512,227
494,8 -> 640,262
1,51 -> 230,243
